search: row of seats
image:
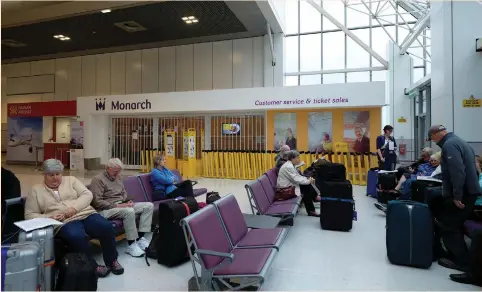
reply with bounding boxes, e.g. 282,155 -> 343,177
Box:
181,194 -> 288,291
244,168 -> 301,226
88,169 -> 208,241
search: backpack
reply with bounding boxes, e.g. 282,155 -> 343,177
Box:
206,192 -> 221,204
145,225 -> 160,265
55,252 -> 97,291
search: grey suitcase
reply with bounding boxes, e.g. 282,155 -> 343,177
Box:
2,242 -> 43,291
19,226 -> 55,291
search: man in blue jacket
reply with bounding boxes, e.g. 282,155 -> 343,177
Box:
428,125 -> 481,272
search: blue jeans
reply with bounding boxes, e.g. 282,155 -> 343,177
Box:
57,213 -> 118,266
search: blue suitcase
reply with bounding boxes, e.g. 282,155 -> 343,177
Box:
386,200 -> 433,269
366,168 -> 378,198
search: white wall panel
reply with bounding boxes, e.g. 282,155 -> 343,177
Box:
110,52 -> 126,95
81,55 -> 96,97
233,38 -> 253,88
95,54 -> 111,95
193,42 -> 213,91
252,37 -> 264,87
141,48 -> 159,93
175,44 -> 194,92
31,60 -> 55,75
125,50 -> 142,94
67,57 -> 82,100
55,58 -> 68,100
212,40 -> 233,89
4,63 -> 31,77
158,47 -> 176,92
6,75 -> 54,95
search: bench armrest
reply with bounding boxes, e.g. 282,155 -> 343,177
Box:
190,181 -> 199,187
195,249 -> 234,262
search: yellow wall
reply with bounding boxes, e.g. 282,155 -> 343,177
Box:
266,107 -> 381,152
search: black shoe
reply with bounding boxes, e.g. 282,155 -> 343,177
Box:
374,202 -> 387,213
95,265 -> 111,278
109,260 -> 125,275
449,272 -> 482,287
438,258 -> 469,273
308,212 -> 320,217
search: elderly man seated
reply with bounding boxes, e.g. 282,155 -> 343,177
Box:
24,159 -> 124,278
90,158 -> 154,257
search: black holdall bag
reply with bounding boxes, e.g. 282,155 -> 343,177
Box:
377,173 -> 397,190
206,192 -> 221,204
55,252 -> 98,291
155,196 -> 199,267
314,162 -> 346,182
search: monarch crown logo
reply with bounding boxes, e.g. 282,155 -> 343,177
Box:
95,98 -> 106,111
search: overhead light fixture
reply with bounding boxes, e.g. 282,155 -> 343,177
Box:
54,35 -> 71,41
101,9 -> 111,13
182,16 -> 199,24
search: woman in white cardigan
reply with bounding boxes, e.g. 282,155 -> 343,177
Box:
277,150 -> 321,217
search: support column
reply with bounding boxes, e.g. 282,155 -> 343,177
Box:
385,42 -> 414,161
431,1 -> 482,153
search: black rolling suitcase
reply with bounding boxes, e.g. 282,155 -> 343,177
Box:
319,180 -> 356,232
411,179 -> 442,203
156,197 -> 199,267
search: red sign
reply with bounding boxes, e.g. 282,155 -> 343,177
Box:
7,101 -> 76,117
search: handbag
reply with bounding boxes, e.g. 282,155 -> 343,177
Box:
275,186 -> 297,201
206,192 -> 221,204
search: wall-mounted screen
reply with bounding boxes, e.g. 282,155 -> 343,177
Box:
222,123 -> 241,135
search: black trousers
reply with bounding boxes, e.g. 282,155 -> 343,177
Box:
299,184 -> 318,213
430,194 -> 477,268
153,180 -> 195,200
469,229 -> 482,278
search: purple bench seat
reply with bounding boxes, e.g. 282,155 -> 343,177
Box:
245,180 -> 298,226
264,168 -> 278,189
464,220 -> 482,238
213,194 -> 286,250
258,175 -> 302,206
181,205 -> 277,291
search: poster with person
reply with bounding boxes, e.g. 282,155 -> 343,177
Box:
274,113 -> 297,150
308,112 -> 333,153
343,111 -> 371,153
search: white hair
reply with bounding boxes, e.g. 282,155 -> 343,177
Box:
43,159 -> 64,174
106,158 -> 124,169
422,147 -> 434,156
430,152 -> 441,162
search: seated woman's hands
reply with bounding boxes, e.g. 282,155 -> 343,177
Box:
64,207 -> 77,218
50,213 -> 65,221
309,177 -> 315,184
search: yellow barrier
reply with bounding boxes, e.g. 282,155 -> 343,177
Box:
141,149 -> 379,186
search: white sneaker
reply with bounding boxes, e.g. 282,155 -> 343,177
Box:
125,242 -> 145,257
136,237 -> 150,250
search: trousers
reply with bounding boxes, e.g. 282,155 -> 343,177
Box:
99,202 -> 154,241
57,213 -> 118,266
431,194 -> 477,268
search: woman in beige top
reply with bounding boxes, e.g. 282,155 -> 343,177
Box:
24,159 -> 123,278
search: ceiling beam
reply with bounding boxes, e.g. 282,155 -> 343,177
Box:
399,11 -> 430,55
307,0 -> 389,68
2,1 -> 151,28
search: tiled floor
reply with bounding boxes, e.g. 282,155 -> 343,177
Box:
4,163 -> 478,291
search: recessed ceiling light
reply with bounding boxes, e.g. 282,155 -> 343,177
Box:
101,9 -> 111,13
53,34 -> 64,39
182,16 -> 199,24
60,37 -> 70,41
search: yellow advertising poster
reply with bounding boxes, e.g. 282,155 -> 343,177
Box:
462,95 -> 481,108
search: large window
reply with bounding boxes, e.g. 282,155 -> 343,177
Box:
284,0 -> 430,86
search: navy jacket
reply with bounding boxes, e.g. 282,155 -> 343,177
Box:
437,133 -> 481,200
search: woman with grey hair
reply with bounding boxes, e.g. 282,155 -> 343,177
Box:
150,154 -> 194,200
277,150 -> 321,217
24,159 -> 124,278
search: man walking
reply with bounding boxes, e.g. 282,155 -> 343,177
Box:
427,125 -> 481,272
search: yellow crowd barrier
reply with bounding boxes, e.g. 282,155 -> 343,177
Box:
140,149 -> 379,186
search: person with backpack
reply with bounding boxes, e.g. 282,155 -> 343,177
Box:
24,159 -> 124,278
376,125 -> 397,171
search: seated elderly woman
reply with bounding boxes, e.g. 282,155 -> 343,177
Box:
396,147 -> 434,180
24,159 -> 123,278
277,150 -> 321,217
394,152 -> 441,197
150,154 -> 194,200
